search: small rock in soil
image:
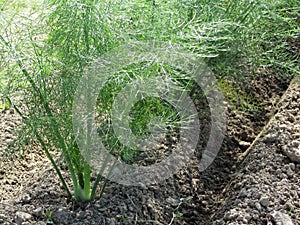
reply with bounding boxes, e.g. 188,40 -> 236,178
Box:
106,218 -> 117,225
32,207 -> 43,217
15,211 -> 32,225
270,211 -> 294,225
35,222 -> 46,225
282,145 -> 300,162
239,140 -> 251,148
264,133 -> 278,143
255,202 -> 262,211
52,207 -> 69,225
260,196 -> 270,207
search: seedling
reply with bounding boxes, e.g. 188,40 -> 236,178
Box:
43,210 -> 54,225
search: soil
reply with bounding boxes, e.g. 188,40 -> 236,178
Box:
0,71 -> 299,224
